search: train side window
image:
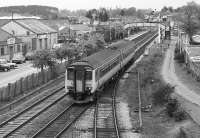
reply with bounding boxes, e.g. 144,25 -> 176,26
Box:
67,68 -> 74,80
85,70 -> 92,80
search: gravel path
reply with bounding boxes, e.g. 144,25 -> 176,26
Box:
161,37 -> 200,126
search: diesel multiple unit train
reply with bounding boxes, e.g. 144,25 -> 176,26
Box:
65,30 -> 158,103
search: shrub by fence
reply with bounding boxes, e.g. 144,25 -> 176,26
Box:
0,62 -> 66,102
187,61 -> 200,81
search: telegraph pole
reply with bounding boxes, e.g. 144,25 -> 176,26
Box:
138,71 -> 142,129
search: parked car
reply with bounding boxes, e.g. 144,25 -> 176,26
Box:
12,54 -> 26,64
0,59 -> 17,69
0,60 -> 10,71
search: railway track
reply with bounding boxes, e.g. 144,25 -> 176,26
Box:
0,87 -> 67,138
30,103 -> 90,138
93,81 -> 120,138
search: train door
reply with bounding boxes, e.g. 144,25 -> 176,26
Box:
75,70 -> 85,93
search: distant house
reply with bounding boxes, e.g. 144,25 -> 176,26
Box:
78,16 -> 90,25
0,29 -> 24,61
58,24 -> 96,42
1,19 -> 58,56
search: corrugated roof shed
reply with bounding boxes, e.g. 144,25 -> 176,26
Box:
15,19 -> 57,34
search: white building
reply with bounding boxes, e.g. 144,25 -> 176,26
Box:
1,19 -> 58,56
0,29 -> 24,61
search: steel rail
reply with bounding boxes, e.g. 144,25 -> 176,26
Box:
54,105 -> 91,138
0,87 -> 64,128
30,102 -> 74,138
112,81 -> 120,138
0,88 -> 66,137
93,100 -> 98,138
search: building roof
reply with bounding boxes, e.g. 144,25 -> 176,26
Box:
40,19 -> 69,31
0,29 -> 22,45
59,24 -> 95,34
15,19 -> 57,34
70,24 -> 95,32
186,46 -> 200,62
0,19 -> 10,27
0,28 -> 13,42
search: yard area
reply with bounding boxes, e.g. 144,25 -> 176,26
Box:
116,40 -> 200,137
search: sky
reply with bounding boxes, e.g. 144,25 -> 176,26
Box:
0,0 -> 199,11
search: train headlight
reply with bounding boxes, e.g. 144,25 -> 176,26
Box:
86,87 -> 92,90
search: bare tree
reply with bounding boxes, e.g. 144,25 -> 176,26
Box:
177,2 -> 200,42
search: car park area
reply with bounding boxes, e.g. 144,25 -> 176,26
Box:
0,61 -> 38,87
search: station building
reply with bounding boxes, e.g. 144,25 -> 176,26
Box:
0,29 -> 24,61
1,19 -> 58,56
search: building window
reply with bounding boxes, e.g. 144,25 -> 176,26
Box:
45,38 -> 48,49
27,31 -> 30,36
17,45 -> 20,52
32,38 -> 37,50
39,39 -> 42,49
1,47 -> 4,56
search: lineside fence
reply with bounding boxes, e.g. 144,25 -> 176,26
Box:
0,62 -> 66,102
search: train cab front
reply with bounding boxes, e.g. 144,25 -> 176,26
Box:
65,62 -> 94,103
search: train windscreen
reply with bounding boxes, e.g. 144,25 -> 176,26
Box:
67,68 -> 74,80
76,71 -> 83,80
85,70 -> 92,80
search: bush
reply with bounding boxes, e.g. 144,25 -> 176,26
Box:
174,109 -> 187,122
174,52 -> 184,63
196,76 -> 200,82
152,84 -> 174,105
166,98 -> 179,117
166,98 -> 187,121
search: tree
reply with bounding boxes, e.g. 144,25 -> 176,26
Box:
161,6 -> 168,13
177,2 -> 200,42
125,7 -> 136,16
136,9 -> 146,19
55,47 -> 68,62
83,33 -> 105,56
99,8 -> 109,22
32,50 -> 56,81
120,9 -> 125,16
86,9 -> 98,24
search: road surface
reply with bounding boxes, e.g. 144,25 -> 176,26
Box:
0,61 -> 38,87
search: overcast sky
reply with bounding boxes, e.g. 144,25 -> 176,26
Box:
0,0 -> 199,10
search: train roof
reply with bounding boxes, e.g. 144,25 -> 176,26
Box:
72,48 -> 120,69
70,30 -> 153,70
71,39 -> 136,69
